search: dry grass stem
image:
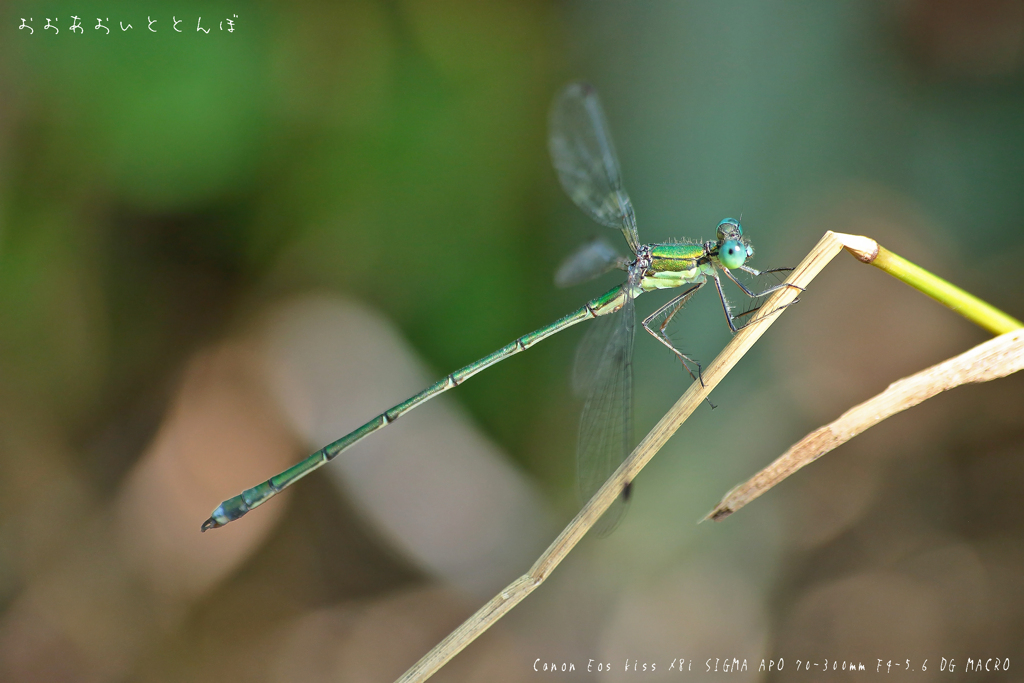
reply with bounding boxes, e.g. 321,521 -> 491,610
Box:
395,231 -> 848,683
705,328 -> 1024,521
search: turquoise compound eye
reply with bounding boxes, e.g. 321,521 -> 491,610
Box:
719,240 -> 747,269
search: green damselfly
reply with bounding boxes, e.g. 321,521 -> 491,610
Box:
202,82 -> 797,532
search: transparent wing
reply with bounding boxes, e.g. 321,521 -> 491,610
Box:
572,284 -> 636,535
555,237 -> 629,289
549,82 -> 640,253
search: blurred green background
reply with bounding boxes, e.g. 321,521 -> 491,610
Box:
2,1 -> 1023,681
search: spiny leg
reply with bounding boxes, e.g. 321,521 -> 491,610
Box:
642,282 -> 717,409
714,268 -> 800,333
731,265 -> 803,298
642,283 -> 704,382
740,264 -> 793,277
658,290 -> 714,388
712,270 -> 745,333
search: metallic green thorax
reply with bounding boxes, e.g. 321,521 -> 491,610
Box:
641,243 -> 713,291
649,243 -> 705,272
203,237 -> 736,531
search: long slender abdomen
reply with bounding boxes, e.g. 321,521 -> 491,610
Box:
201,287 -> 627,531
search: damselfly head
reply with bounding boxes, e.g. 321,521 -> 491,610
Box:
716,218 -> 751,269
716,218 -> 743,242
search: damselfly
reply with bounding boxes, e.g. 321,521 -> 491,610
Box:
202,83 -> 797,532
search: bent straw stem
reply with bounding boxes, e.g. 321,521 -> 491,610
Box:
706,329 -> 1024,521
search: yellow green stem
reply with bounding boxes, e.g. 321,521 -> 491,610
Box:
869,245 -> 1023,335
